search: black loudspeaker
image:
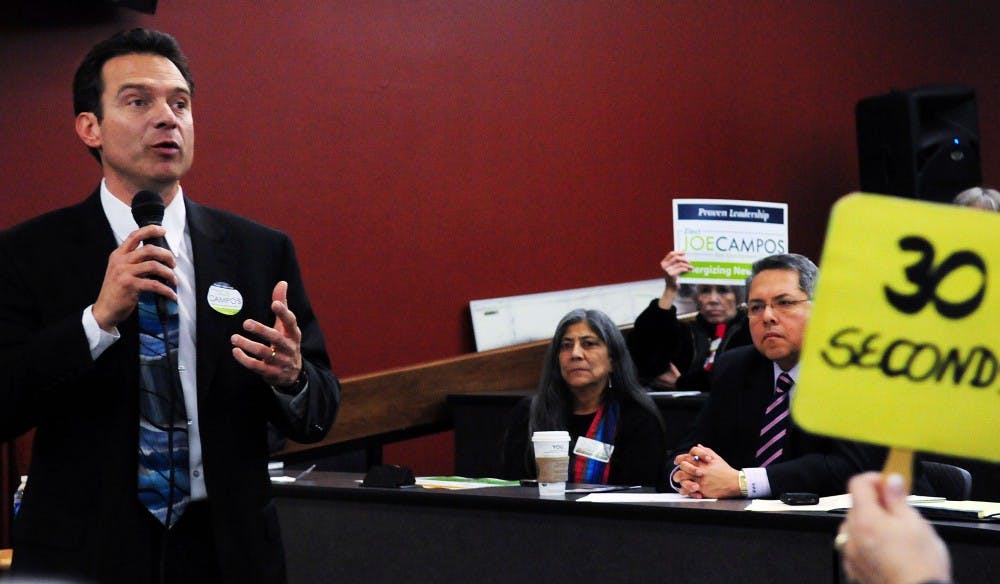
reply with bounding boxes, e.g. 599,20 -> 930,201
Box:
856,84 -> 981,203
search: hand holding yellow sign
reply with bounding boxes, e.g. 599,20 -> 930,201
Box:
794,194 -> 999,474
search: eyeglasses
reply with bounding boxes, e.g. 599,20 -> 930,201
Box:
746,297 -> 810,319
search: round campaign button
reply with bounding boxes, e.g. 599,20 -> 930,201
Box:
207,282 -> 243,316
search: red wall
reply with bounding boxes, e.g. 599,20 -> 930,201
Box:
1,1 -> 997,475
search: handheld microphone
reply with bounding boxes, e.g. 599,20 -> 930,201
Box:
130,190 -> 173,316
130,190 -> 170,250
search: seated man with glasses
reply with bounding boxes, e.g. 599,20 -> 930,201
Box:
668,253 -> 884,499
628,250 -> 753,390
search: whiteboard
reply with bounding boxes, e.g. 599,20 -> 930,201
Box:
469,279 -> 668,351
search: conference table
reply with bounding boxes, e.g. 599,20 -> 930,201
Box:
272,471 -> 999,584
447,391 -> 1000,502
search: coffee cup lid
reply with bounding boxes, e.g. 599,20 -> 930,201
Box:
531,430 -> 571,441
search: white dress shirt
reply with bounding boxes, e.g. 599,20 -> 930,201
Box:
742,361 -> 802,498
81,180 -> 207,500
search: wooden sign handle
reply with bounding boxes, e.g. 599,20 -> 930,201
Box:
882,447 -> 914,494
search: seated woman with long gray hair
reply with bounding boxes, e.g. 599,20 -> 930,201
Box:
501,309 -> 669,489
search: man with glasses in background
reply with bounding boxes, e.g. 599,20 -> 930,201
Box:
628,250 -> 752,390
669,254 -> 883,499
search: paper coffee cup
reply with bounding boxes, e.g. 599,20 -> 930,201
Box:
531,430 -> 571,496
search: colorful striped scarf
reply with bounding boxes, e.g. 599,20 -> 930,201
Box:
571,399 -> 619,484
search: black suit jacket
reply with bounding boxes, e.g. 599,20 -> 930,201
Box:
0,191 -> 340,583
676,345 -> 884,496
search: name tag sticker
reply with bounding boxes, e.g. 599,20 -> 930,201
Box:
573,436 -> 614,463
207,282 -> 243,316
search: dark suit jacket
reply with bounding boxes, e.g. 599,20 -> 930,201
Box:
0,191 -> 340,583
676,345 -> 884,497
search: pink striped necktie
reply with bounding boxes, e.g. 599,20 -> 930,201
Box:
755,372 -> 793,467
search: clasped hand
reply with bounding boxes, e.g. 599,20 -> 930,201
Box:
672,444 -> 741,499
93,225 -> 178,332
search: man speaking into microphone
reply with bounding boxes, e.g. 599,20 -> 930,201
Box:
0,28 -> 339,583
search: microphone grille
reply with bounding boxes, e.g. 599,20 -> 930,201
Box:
131,190 -> 165,227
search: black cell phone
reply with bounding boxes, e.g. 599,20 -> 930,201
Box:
780,492 -> 819,505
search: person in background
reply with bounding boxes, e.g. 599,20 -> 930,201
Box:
952,186 -> 1000,211
501,309 -> 668,489
0,29 -> 339,583
628,250 -> 751,390
837,472 -> 952,584
670,254 -> 883,499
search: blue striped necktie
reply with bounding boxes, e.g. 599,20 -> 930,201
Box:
137,289 -> 189,528
755,372 -> 793,467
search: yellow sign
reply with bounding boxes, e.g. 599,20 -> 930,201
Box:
794,193 -> 999,462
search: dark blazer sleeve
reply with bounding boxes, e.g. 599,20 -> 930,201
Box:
0,197 -> 115,441
628,299 -> 685,380
765,431 -> 887,497
0,306 -> 94,441
262,233 -> 339,444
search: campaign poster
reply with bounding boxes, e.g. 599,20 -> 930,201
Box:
672,198 -> 789,285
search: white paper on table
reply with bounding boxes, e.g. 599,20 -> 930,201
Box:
745,493 -> 945,512
577,493 -> 718,503
911,499 -> 1000,518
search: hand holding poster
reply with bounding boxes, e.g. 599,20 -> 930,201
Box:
794,193 -> 999,464
672,199 -> 789,285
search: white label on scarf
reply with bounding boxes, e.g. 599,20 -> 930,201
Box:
573,436 -> 614,463
703,336 -> 723,369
